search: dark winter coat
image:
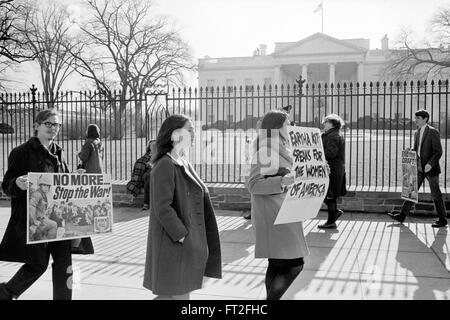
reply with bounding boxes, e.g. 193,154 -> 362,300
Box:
322,128 -> 347,198
143,154 -> 222,296
413,125 -> 442,176
78,138 -> 104,173
0,137 -> 94,265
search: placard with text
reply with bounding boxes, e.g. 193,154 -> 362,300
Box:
401,150 -> 419,203
275,126 -> 329,224
27,173 -> 113,244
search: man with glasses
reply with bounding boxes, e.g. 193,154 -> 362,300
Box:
0,109 -> 94,300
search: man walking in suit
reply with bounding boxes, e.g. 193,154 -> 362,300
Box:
388,109 -> 448,228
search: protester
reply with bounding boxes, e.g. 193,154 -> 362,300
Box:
78,124 -> 104,173
0,109 -> 94,300
246,110 -> 309,300
388,109 -> 447,228
127,140 -> 156,210
318,114 -> 347,229
278,104 -> 295,125
143,114 -> 222,300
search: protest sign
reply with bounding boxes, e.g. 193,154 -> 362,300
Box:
401,150 -> 419,203
27,173 -> 113,244
274,126 -> 329,224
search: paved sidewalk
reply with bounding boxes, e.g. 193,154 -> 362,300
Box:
0,201 -> 449,300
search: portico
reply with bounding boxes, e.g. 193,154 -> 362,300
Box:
270,33 -> 368,86
198,33 -> 376,89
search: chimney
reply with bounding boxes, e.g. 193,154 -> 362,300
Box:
381,34 -> 389,51
259,44 -> 267,56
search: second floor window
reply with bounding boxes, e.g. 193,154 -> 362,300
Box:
207,80 -> 215,91
226,79 -> 234,93
245,78 -> 253,92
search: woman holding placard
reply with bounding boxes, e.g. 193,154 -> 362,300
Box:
246,110 -> 309,300
318,114 -> 347,229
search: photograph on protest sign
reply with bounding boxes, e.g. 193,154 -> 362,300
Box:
401,150 -> 419,203
275,126 -> 329,224
27,173 -> 113,244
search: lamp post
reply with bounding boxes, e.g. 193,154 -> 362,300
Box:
30,84 -> 38,120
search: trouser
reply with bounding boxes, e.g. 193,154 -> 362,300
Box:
265,257 -> 304,300
5,241 -> 73,300
324,198 -> 338,223
143,172 -> 150,205
400,172 -> 447,222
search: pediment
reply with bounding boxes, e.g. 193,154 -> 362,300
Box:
274,33 -> 367,56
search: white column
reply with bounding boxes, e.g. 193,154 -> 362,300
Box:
274,66 -> 282,87
328,62 -> 336,85
357,61 -> 364,84
357,61 -> 365,123
301,64 -> 308,83
328,62 -> 336,115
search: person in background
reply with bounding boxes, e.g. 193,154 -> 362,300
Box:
318,114 -> 347,229
0,109 -> 94,300
388,109 -> 447,228
246,110 -> 309,300
78,124 -> 104,174
127,140 -> 156,210
278,104 -> 295,125
143,114 -> 222,300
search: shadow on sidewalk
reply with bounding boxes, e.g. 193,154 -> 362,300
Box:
282,218 -> 342,299
395,225 -> 449,299
112,207 -> 149,224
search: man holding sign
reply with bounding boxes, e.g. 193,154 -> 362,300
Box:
0,109 -> 94,301
388,109 -> 447,228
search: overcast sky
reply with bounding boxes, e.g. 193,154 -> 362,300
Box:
154,0 -> 450,58
6,0 -> 450,90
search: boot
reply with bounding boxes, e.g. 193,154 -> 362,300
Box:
318,199 -> 338,229
318,221 -> 336,229
0,283 -> 13,300
336,209 -> 344,222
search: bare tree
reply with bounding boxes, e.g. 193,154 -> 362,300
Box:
19,1 -> 81,104
0,0 -> 34,90
70,0 -> 194,138
0,0 -> 31,61
384,7 -> 450,80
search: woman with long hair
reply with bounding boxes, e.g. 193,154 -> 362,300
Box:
246,110 -> 309,300
143,114 -> 222,300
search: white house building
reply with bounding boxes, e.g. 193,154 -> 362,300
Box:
196,33 -> 448,127
198,33 -> 391,89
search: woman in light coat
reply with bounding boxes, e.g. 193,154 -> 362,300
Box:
246,110 -> 309,300
143,114 -> 222,300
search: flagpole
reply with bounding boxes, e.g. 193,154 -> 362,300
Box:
321,1 -> 324,33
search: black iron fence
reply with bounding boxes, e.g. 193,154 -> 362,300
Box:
0,80 -> 449,190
